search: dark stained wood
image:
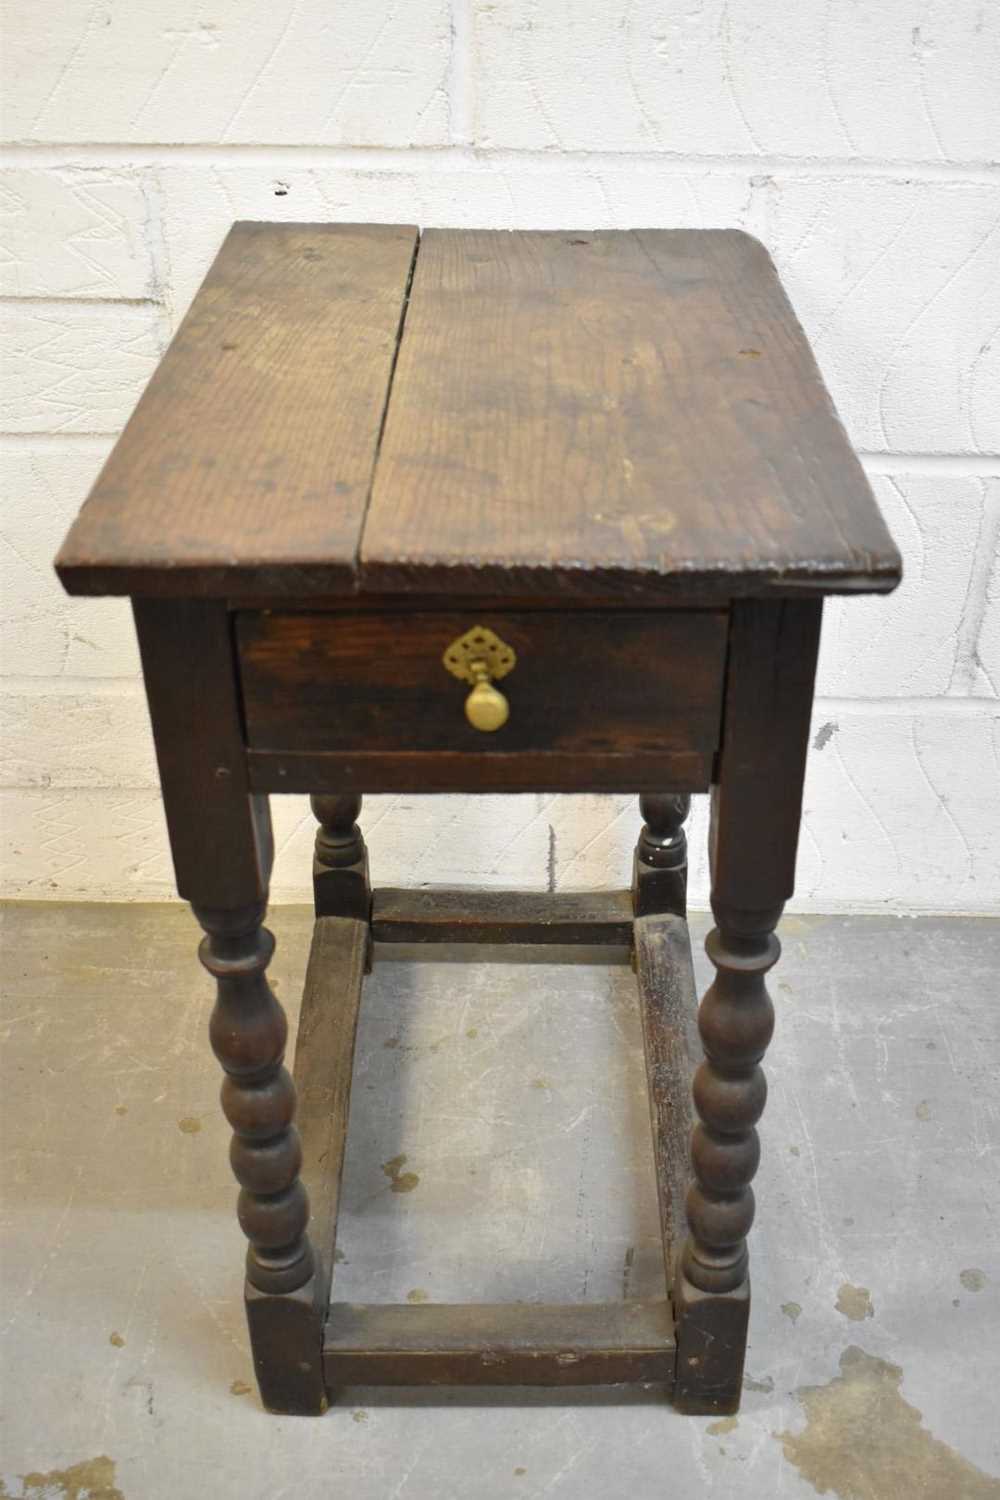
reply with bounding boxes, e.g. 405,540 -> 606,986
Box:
673,904 -> 773,1417
292,916 -> 367,1308
681,911 -> 775,1303
237,609 -> 727,755
674,597 -> 822,1415
247,748 -> 715,795
311,795 -> 371,922
57,223 -> 890,1417
373,887 -> 634,945
196,900 -> 324,1414
133,599 -> 269,908
360,228 -> 901,601
671,1276 -> 750,1417
323,1301 -> 676,1387
246,1281 -> 328,1415
634,914 -> 700,1269
57,227 -> 899,606
196,900 -> 313,1302
633,794 -> 691,918
57,222 -> 418,598
228,591 -> 733,613
710,600 -> 824,912
197,902 -> 314,1298
136,601 -> 327,1413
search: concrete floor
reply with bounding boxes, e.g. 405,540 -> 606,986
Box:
1,903 -> 998,1500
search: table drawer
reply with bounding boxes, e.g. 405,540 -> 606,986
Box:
236,610 -> 727,792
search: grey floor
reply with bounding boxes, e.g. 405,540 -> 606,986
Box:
1,904 -> 998,1500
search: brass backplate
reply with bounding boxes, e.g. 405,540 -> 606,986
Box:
442,626 -> 517,684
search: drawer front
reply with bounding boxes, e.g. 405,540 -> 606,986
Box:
237,610 -> 727,768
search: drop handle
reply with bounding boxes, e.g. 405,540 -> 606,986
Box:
442,626 -> 517,734
464,660 -> 510,732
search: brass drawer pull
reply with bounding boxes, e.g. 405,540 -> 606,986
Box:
443,627 -> 517,733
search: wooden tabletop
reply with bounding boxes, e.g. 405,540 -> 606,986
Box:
57,223 -> 900,603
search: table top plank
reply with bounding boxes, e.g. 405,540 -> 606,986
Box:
359,227 -> 899,600
57,223 -> 900,602
56,221 -> 418,598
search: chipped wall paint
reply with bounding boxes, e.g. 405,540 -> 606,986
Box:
1,2 -> 998,910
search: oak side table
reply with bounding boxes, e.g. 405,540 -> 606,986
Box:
56,224 -> 900,1416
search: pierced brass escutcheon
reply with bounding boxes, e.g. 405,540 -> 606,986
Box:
442,627 -> 517,733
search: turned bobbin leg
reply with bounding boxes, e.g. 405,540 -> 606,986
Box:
673,599 -> 822,1414
633,793 -> 691,917
311,794 -> 370,921
197,904 -> 311,1298
134,600 -> 326,1414
195,900 -> 323,1412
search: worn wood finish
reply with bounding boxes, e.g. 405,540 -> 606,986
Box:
373,887 -> 634,946
56,223 -> 899,1416
195,900 -> 323,1414
237,609 -> 727,756
311,795 -> 370,922
57,223 -> 418,598
670,1276 -> 751,1417
197,902 -> 314,1297
228,591 -> 730,614
59,225 -> 900,604
247,748 -> 715,795
292,916 -> 367,1310
633,794 -> 692,919
361,228 -> 901,601
134,596 -> 327,1412
245,1281 -> 327,1416
634,914 -> 700,1271
323,1301 -> 676,1388
133,599 -> 270,908
709,600 -> 824,914
681,911 -> 777,1297
674,598 -> 822,1415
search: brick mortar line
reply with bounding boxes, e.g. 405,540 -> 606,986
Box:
446,0 -> 474,145
2,142 -> 999,182
0,295 -> 159,308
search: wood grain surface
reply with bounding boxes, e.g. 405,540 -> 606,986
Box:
57,222 -> 417,597
323,1300 -> 676,1387
292,915 -> 367,1310
372,886 -> 634,945
132,598 -> 269,908
245,747 -> 714,795
634,912 -> 700,1270
57,223 -> 900,603
361,227 -> 901,600
236,608 -> 727,755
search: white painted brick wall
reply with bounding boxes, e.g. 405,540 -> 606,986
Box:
2,1 -> 998,911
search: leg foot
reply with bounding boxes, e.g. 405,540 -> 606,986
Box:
246,1279 -> 328,1415
672,1271 -> 750,1415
